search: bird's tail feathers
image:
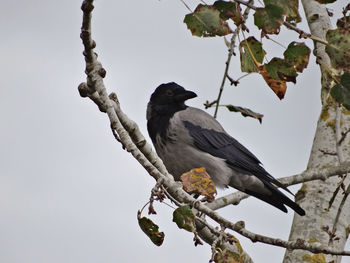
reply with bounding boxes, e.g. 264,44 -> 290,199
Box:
237,183 -> 305,216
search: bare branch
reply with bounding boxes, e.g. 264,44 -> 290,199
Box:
283,21 -> 329,46
192,201 -> 350,256
213,28 -> 240,118
207,162 -> 350,211
238,227 -> 350,256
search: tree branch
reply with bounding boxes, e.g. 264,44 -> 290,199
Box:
207,162 -> 350,211
213,30 -> 239,118
283,21 -> 329,46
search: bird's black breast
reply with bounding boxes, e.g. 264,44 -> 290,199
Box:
147,114 -> 172,143
147,104 -> 188,143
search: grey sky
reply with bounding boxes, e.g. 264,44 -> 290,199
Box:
0,0 -> 348,262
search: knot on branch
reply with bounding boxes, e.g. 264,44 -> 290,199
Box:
135,139 -> 147,148
78,82 -> 90,97
192,200 -> 202,209
235,220 -> 245,229
98,67 -> 106,78
109,92 -> 119,103
80,31 -> 90,41
81,1 -> 94,12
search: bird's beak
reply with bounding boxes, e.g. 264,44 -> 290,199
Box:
175,90 -> 197,102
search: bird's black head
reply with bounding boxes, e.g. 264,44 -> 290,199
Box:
147,82 -> 197,141
149,82 -> 197,106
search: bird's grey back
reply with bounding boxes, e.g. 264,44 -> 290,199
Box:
151,107 -> 236,188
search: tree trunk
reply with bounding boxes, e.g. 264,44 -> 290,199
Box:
283,1 -> 350,262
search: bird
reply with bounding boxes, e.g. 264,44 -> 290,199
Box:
146,82 -> 305,216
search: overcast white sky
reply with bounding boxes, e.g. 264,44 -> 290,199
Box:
0,0 -> 348,262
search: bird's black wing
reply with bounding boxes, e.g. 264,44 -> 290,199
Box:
183,121 -> 290,193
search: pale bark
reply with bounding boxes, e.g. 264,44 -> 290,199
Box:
283,1 -> 350,262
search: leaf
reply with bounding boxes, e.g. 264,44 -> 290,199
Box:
325,28 -> 350,71
180,167 -> 217,202
225,105 -> 263,123
254,4 -> 284,37
173,205 -> 196,232
137,211 -> 165,246
337,15 -> 350,29
184,4 -> 232,37
264,57 -> 297,83
283,42 -> 311,72
314,0 -> 336,3
239,37 -> 266,73
213,0 -> 243,27
264,0 -> 301,23
259,65 -> 287,99
330,71 -> 350,110
301,253 -> 327,263
214,249 -> 245,263
337,4 -> 350,28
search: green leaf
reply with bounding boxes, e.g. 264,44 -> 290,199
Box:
224,105 -> 263,123
213,0 -> 243,26
265,57 -> 297,83
254,4 -> 284,37
239,37 -> 266,73
315,0 -> 336,3
184,4 -> 232,37
172,205 -> 196,232
137,212 -> 165,246
259,65 -> 287,99
283,42 -> 311,72
325,28 -> 350,71
330,71 -> 350,110
264,0 -> 301,23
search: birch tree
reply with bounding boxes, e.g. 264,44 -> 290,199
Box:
79,0 -> 350,262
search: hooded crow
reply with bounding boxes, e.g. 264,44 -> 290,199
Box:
146,82 -> 305,216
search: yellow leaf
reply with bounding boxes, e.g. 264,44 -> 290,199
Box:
180,167 -> 217,202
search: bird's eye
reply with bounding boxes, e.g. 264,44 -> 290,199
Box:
166,90 -> 174,96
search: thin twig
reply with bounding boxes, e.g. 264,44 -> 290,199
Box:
339,128 -> 350,145
265,35 -> 287,49
210,225 -> 226,261
335,105 -> 345,163
179,0 -> 192,12
233,0 -> 257,10
213,31 -> 238,118
213,2 -> 253,118
283,21 -> 330,46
